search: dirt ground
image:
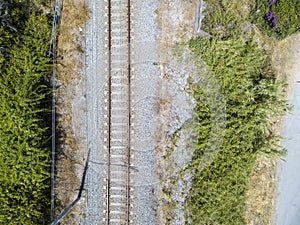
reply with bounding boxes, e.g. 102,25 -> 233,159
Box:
155,0 -> 200,224
54,0 -> 89,223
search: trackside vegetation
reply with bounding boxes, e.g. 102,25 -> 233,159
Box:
188,36 -> 287,224
184,0 -> 297,224
0,1 -> 52,224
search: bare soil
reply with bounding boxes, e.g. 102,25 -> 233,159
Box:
54,1 -> 89,224
155,0 -> 199,224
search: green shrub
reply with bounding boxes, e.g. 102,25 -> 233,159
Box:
186,25 -> 288,224
173,0 -> 292,223
0,11 -> 52,224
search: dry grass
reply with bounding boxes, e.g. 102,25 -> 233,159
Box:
245,157 -> 278,225
271,34 -> 300,93
54,1 -> 89,224
57,1 -> 89,84
245,33 -> 300,225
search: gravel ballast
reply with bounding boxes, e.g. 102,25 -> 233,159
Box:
82,0 -> 197,223
84,0 -> 107,223
130,0 -> 160,224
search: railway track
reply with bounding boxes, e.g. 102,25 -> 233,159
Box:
103,0 -> 132,224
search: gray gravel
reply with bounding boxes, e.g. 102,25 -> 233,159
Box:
130,0 -> 160,224
82,0 -> 200,224
84,0 -> 107,223
82,0 -> 161,224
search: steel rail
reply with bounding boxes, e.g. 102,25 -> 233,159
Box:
106,0 -> 112,223
126,0 -> 131,223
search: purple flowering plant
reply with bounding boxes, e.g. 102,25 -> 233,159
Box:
265,11 -> 274,20
272,17 -> 278,25
265,9 -> 280,30
265,0 -> 279,29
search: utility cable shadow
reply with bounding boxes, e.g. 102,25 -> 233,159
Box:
50,148 -> 90,225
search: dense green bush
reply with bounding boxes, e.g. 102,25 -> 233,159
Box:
251,0 -> 300,39
0,3 -> 52,224
183,0 -> 290,223
187,36 -> 287,224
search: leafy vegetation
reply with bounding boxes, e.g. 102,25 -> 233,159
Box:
251,0 -> 300,39
184,0 -> 291,224
0,1 -> 52,224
